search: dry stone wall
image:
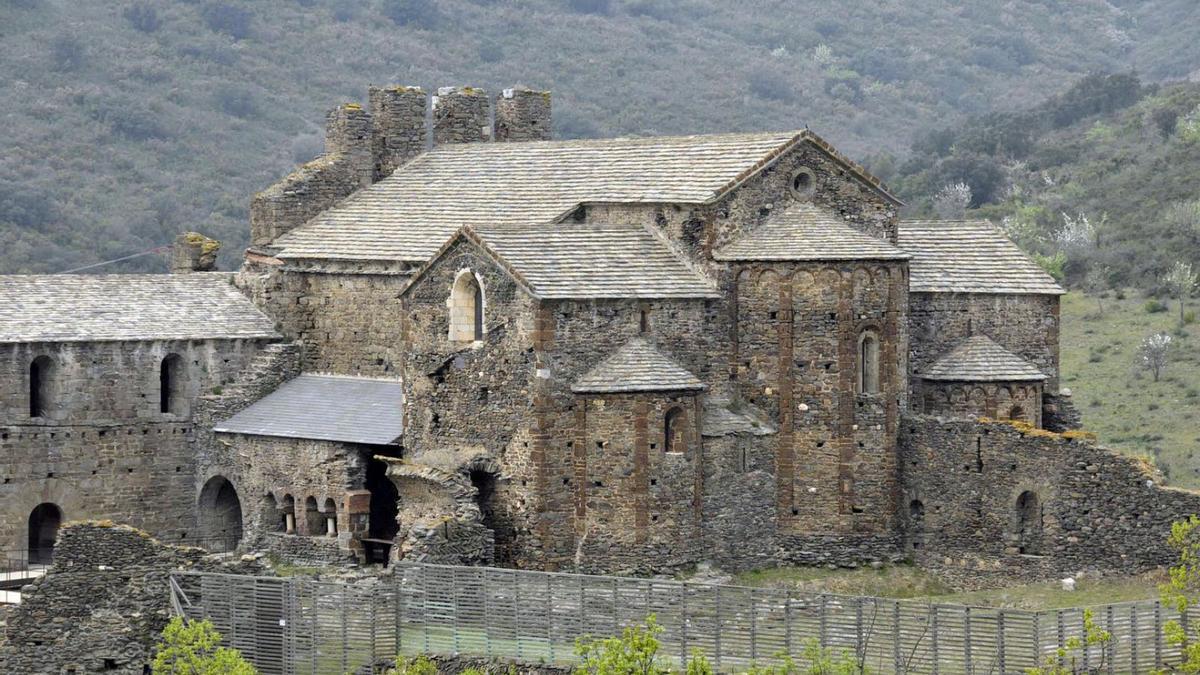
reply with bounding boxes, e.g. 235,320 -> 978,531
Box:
899,415 -> 1200,587
0,522 -> 265,675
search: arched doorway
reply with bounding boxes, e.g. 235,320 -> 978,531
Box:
28,503 -> 62,564
198,476 -> 243,553
1016,490 -> 1042,555
365,458 -> 399,564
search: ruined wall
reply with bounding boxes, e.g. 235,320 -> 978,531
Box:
0,338 -> 268,552
918,380 -> 1043,428
909,292 -> 1061,390
0,522 -> 265,675
400,238 -> 537,567
899,416 -> 1200,588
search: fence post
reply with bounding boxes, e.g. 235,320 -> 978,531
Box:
483,568 -> 492,660
547,570 -> 555,663
514,570 -> 522,662
1057,608 -> 1066,670
1106,605 -> 1115,675
1130,604 -> 1138,674
395,572 -> 404,660
819,594 -> 828,649
931,605 -> 940,675
1081,610 -> 1091,672
892,601 -> 902,674
715,584 -> 723,672
681,583 -> 690,669
997,609 -> 1006,674
963,606 -> 972,674
1155,600 -> 1163,669
784,595 -> 793,660
750,589 -> 759,663
1032,610 -> 1041,670
855,597 -> 865,664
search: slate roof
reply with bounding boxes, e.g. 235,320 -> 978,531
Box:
213,374 -> 405,445
714,203 -> 909,261
572,338 -> 705,394
407,224 -> 719,300
273,130 -> 898,263
921,335 -> 1046,382
0,273 -> 278,343
898,220 -> 1064,295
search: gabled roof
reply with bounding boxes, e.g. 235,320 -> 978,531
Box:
214,374 -> 404,445
273,130 -> 899,263
0,273 -> 278,343
572,338 -> 705,394
714,203 -> 909,261
898,220 -> 1064,295
921,335 -> 1046,382
402,224 -> 720,300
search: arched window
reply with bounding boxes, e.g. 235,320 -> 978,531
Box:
323,498 -> 338,537
664,407 -> 688,454
449,271 -> 484,342
160,354 -> 186,415
29,355 -> 55,418
1007,405 -> 1025,422
281,494 -> 296,535
1016,491 -> 1042,555
858,331 -> 880,394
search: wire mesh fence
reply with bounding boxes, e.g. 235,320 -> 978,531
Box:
170,562 -> 1194,674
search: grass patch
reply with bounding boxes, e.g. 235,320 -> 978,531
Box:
1061,290 -> 1200,489
735,564 -> 1166,611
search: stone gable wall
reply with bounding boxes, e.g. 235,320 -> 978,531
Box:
899,416 -> 1200,588
909,292 -> 1061,391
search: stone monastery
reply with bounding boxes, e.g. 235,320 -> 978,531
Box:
3,85 -> 1198,583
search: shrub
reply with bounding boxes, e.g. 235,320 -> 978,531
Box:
380,0 -> 441,28
201,3 -> 253,40
150,616 -> 257,674
1144,299 -> 1169,314
215,84 -> 259,119
384,655 -> 437,675
575,614 -> 668,675
50,34 -> 85,71
747,67 -> 796,103
1187,311 -> 1197,325
124,3 -> 163,32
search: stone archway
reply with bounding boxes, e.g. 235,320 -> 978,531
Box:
28,502 -> 62,564
198,476 -> 243,553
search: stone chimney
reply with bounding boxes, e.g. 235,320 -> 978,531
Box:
324,103 -> 373,188
171,232 -> 221,273
495,88 -> 552,142
369,85 -> 428,180
433,87 -> 490,146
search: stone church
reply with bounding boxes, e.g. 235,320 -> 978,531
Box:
1,85 -> 1195,582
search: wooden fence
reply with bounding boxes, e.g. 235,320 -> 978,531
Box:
169,562 -> 1192,674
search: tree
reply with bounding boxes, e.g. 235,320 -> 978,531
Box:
1025,608 -> 1111,674
575,614 -> 669,675
1160,516 -> 1200,672
151,616 -> 257,674
933,182 -> 972,219
1139,332 -> 1172,382
1164,261 -> 1199,323
1084,265 -> 1110,315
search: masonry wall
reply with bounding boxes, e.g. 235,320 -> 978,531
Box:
732,261 -> 907,544
899,416 -> 1200,588
0,522 -> 265,675
917,380 -> 1043,427
400,238 -> 537,567
572,392 -> 703,574
909,292 -> 1061,390
0,338 -> 268,552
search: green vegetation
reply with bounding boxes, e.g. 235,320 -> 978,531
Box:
1160,515 -> 1200,673
2,1 -> 1200,273
890,74 -> 1200,291
151,616 -> 257,674
1060,290 -> 1200,489
734,563 -> 1165,611
1025,608 -> 1111,675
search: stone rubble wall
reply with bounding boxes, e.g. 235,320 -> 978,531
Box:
0,522 -> 266,675
0,338 -> 270,552
899,415 -> 1200,588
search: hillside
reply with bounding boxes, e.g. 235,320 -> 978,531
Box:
1060,290 -> 1200,490
2,0 -> 1200,272
889,75 -> 1200,291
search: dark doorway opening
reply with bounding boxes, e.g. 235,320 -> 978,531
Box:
365,458 -> 399,565
198,476 -> 243,553
28,503 -> 62,564
908,499 -> 926,552
470,468 -> 514,566
1016,490 -> 1042,555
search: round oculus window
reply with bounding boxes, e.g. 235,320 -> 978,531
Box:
790,168 -> 816,199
